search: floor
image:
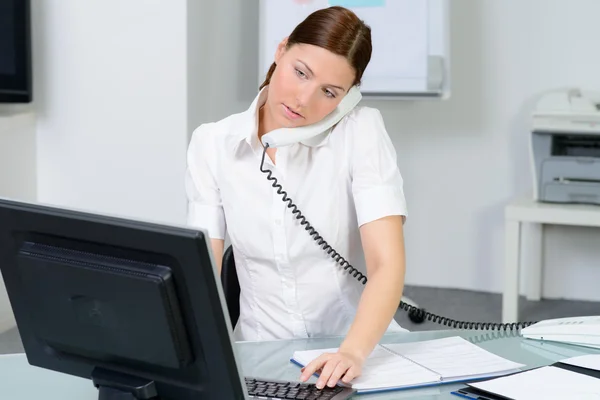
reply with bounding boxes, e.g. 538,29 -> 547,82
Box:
394,285 -> 600,331
1,285 -> 600,355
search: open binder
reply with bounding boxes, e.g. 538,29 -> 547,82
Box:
290,336 -> 525,394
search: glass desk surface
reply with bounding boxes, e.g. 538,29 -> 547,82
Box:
1,328 -> 599,399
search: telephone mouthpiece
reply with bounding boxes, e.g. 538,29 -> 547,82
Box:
261,128 -> 300,148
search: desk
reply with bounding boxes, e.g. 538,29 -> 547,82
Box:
503,197 -> 600,323
1,329 -> 599,399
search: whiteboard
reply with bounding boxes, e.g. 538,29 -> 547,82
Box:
258,0 -> 450,98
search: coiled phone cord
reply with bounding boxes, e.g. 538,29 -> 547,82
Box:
259,145 -> 537,331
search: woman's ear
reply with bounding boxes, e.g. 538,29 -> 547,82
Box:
274,37 -> 289,63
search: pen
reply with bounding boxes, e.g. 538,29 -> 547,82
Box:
451,389 -> 499,400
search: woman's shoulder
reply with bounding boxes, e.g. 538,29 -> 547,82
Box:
329,105 -> 399,162
186,110 -> 251,165
334,105 -> 390,141
343,105 -> 385,122
336,105 -> 388,134
190,111 -> 247,145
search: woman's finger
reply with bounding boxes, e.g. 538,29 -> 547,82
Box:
300,354 -> 330,382
316,358 -> 340,389
327,360 -> 350,388
341,364 -> 361,384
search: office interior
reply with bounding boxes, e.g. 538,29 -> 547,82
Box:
1,1 -> 600,399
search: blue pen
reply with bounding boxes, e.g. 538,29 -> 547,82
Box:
451,389 -> 499,400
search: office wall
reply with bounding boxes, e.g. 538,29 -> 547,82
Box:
0,111 -> 36,332
32,1 -> 191,225
0,112 -> 36,201
374,0 -> 600,301
32,0 -> 259,225
186,0 -> 260,133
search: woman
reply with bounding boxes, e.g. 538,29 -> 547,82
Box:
185,6 -> 408,389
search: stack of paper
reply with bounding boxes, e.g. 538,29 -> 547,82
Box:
291,336 -> 525,394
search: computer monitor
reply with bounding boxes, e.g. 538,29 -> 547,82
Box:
0,197 -> 247,400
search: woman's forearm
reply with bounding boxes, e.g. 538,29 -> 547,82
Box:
339,264 -> 405,360
211,238 -> 224,275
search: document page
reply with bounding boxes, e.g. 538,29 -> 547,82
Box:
562,354 -> 600,371
469,366 -> 600,400
292,345 -> 440,391
383,336 -> 525,380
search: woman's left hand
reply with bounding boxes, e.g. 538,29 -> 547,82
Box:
299,350 -> 364,389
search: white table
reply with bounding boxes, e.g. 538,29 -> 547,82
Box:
3,330 -> 600,400
503,196 -> 600,323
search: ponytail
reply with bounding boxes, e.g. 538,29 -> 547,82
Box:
259,62 -> 277,90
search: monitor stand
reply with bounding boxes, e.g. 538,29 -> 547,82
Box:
98,386 -> 147,400
92,368 -> 158,400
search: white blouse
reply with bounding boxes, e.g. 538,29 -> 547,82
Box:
185,88 -> 409,341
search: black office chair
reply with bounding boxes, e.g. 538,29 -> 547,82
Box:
220,245 -> 425,328
220,245 -> 240,328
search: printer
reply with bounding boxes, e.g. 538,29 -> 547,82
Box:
530,88 -> 600,204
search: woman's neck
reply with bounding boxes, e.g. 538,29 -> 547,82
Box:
257,102 -> 281,141
257,103 -> 280,163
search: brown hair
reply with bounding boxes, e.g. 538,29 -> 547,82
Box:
259,6 -> 372,90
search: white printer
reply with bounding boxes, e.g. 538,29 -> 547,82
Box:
530,88 -> 600,204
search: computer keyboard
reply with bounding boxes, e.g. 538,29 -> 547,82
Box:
245,377 -> 356,399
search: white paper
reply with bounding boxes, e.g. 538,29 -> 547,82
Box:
470,366 -> 600,400
291,336 -> 525,391
383,336 -> 525,379
562,354 -> 600,371
292,345 -> 440,391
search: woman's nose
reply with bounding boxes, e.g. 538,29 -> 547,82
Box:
295,87 -> 315,108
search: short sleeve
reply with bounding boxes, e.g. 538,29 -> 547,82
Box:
185,124 -> 226,239
350,108 -> 407,227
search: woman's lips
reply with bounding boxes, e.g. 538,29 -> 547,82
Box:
282,104 -> 303,120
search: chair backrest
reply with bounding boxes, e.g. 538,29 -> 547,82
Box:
220,245 -> 240,328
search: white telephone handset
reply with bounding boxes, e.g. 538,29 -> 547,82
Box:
261,85 -> 362,148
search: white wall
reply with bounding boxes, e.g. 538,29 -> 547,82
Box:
32,1 -> 191,225
0,112 -> 36,201
0,110 -> 37,332
32,0 -> 260,224
186,0 -> 260,134
370,0 -> 600,301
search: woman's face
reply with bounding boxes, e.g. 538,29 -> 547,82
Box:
265,41 -> 356,129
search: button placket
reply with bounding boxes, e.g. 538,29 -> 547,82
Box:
270,150 -> 307,337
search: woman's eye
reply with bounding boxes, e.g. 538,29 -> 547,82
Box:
324,89 -> 335,98
295,69 -> 306,78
